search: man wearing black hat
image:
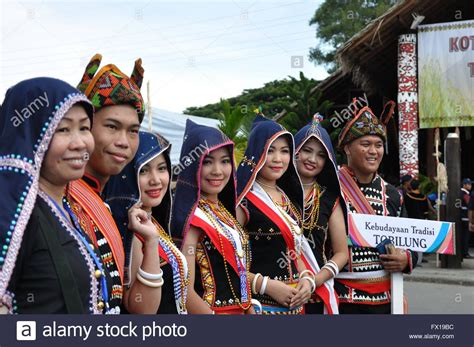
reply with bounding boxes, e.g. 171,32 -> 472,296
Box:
461,178 -> 472,258
334,106 -> 418,314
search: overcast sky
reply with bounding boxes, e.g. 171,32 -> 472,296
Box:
1,0 -> 327,113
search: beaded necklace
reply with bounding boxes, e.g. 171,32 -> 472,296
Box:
45,193 -> 110,312
272,202 -> 303,257
302,181 -> 322,231
198,199 -> 252,310
152,218 -> 189,313
255,180 -> 302,227
264,191 -> 302,233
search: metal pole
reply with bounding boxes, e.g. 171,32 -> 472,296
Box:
435,129 -> 440,268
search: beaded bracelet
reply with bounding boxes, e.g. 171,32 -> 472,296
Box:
136,272 -> 164,288
138,267 -> 163,281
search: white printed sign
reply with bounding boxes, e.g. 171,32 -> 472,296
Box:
347,213 -> 455,254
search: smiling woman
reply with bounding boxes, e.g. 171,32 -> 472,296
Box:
171,120 -> 254,315
106,131 -> 189,314
294,115 -> 347,314
0,77 -> 119,314
199,147 -> 233,200
237,114 -> 315,315
39,106 -> 94,189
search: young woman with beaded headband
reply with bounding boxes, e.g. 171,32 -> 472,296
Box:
294,114 -> 348,314
237,114 -> 318,315
105,131 -> 188,314
171,120 -> 254,314
0,78 -> 120,313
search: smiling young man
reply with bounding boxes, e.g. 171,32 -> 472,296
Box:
66,54 -> 146,311
334,106 -> 417,314
76,54 -> 145,194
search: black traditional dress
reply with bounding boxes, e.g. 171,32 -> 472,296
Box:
294,115 -> 343,314
301,185 -> 340,313
0,78 -> 113,313
237,115 -> 309,315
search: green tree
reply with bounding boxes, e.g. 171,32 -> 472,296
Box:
309,0 -> 396,72
183,78 -> 300,119
280,71 -> 333,133
216,99 -> 253,163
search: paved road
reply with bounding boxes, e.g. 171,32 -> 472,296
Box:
405,281 -> 474,314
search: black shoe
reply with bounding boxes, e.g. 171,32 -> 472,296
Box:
422,259 -> 428,263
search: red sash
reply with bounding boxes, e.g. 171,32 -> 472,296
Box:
339,166 -> 377,215
246,191 -> 299,264
69,179 -> 125,283
336,278 -> 390,293
247,190 -> 339,314
191,210 -> 241,275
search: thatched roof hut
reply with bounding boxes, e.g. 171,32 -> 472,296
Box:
316,0 -> 473,183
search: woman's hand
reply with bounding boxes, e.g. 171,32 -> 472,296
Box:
290,278 -> 312,309
265,279 -> 298,308
127,203 -> 158,242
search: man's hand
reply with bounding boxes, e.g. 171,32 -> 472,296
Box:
379,249 -> 408,272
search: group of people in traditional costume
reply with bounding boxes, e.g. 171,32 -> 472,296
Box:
0,55 -> 416,315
